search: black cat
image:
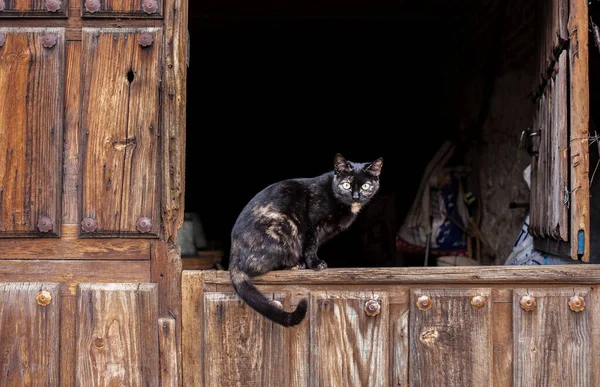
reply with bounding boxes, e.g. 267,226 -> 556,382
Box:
229,153 -> 383,327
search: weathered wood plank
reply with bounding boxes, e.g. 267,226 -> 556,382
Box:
391,290 -> 409,387
159,317 -> 179,387
568,0 -> 590,261
492,289 -> 512,387
80,28 -> 161,237
76,283 -> 159,386
513,287 -> 593,386
182,271 -> 204,387
409,288 -> 491,387
556,50 -> 569,241
81,0 -> 163,18
0,282 -> 60,386
200,265 -> 600,285
0,0 -> 66,17
288,290 -> 309,387
60,296 -> 77,387
310,291 -> 389,386
203,292 -> 288,386
0,224 -> 150,259
0,28 -> 64,237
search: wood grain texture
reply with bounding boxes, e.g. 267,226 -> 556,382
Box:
0,28 -> 64,237
203,292 -> 288,386
513,287 -> 593,386
182,271 -> 204,387
409,288 -> 492,387
76,283 -> 159,387
310,291 -> 389,387
80,28 -> 162,237
159,318 -> 178,387
161,0 -> 188,243
589,286 -> 600,387
0,0 -> 67,17
568,0 -> 590,261
492,289 -> 513,387
0,282 -> 60,386
63,41 -> 82,224
390,290 -> 409,387
555,49 -> 569,240
81,0 -> 163,18
288,289 -> 309,387
0,224 -> 150,259
0,260 -> 151,296
200,265 -> 600,285
60,295 -> 77,387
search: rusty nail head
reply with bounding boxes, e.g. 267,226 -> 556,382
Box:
365,299 -> 381,317
0,0 -> 5,11
471,295 -> 487,311
41,33 -> 57,49
37,216 -> 53,233
142,0 -> 158,14
520,294 -> 537,312
81,217 -> 97,233
0,34 -> 6,48
136,217 -> 152,233
417,295 -> 432,311
138,33 -> 154,47
46,0 -> 61,12
84,0 -> 100,13
36,290 -> 52,306
569,295 -> 585,312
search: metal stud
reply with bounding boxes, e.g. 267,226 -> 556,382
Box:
568,295 -> 585,312
84,0 -> 100,13
136,217 -> 152,233
520,294 -> 536,312
365,299 -> 381,317
36,290 -> 52,306
37,217 -> 53,233
138,33 -> 154,47
471,295 -> 487,311
416,295 -> 432,311
46,0 -> 61,12
81,217 -> 98,233
141,0 -> 158,14
40,33 -> 57,49
0,1 -> 5,11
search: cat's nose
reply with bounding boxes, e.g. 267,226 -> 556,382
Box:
352,192 -> 359,200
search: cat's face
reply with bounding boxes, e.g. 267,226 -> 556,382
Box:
332,153 -> 383,208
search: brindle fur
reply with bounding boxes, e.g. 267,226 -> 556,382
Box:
229,153 -> 383,327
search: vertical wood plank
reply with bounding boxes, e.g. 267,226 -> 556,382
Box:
203,292 -> 288,386
64,40 -> 82,224
76,283 -> 159,387
492,289 -> 513,387
80,28 -> 162,237
60,296 -> 77,387
310,291 -> 389,387
409,288 -> 492,387
0,282 -> 60,386
513,287 -> 593,386
288,290 -> 309,387
159,317 -> 179,387
182,271 -> 204,387
589,286 -> 600,387
391,290 -> 409,387
0,28 -> 64,237
557,50 -> 569,241
568,0 -> 590,261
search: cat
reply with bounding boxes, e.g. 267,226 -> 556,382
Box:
228,153 -> 383,327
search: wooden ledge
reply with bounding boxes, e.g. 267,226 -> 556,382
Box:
191,265 -> 600,285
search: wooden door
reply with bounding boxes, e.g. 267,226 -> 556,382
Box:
0,0 -> 188,385
529,0 -> 590,261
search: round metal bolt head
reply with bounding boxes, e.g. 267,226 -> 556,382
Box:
81,217 -> 97,233
417,295 -> 432,311
138,33 -> 154,47
37,216 -> 53,232
41,33 -> 57,49
0,34 -> 5,47
520,295 -> 537,311
84,0 -> 100,13
569,295 -> 585,312
471,295 -> 487,311
142,0 -> 158,14
136,217 -> 152,233
365,299 -> 381,317
46,0 -> 61,12
36,290 -> 52,306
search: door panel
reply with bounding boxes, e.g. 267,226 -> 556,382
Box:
0,0 -> 67,17
81,0 -> 162,18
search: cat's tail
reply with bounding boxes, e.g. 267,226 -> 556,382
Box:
230,267 -> 307,327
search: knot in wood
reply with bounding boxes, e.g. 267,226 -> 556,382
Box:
36,290 -> 52,306
84,0 -> 100,13
470,295 -> 487,311
0,34 -> 5,47
416,295 -> 432,311
136,217 -> 152,233
40,33 -> 57,49
138,33 -> 154,47
364,299 -> 381,317
81,217 -> 97,233
37,217 -> 53,233
568,295 -> 585,312
519,295 -> 536,312
46,0 -> 61,12
142,0 -> 158,14
94,337 -> 104,348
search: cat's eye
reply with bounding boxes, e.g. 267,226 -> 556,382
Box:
361,183 -> 371,190
341,182 -> 351,190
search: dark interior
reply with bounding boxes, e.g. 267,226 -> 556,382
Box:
183,0 -> 535,268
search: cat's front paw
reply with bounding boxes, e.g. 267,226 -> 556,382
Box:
314,260 -> 328,271
294,261 -> 307,270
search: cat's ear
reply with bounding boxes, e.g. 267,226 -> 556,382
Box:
334,153 -> 351,175
364,157 -> 383,178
